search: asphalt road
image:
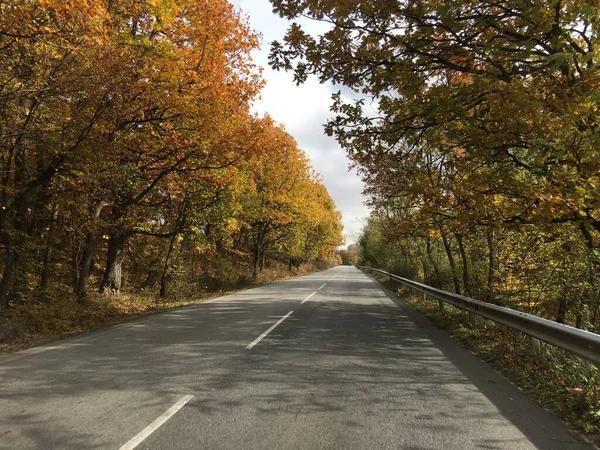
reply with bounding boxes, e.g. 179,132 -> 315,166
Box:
0,266 -> 593,449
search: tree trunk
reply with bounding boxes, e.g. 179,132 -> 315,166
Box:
77,234 -> 96,301
422,260 -> 429,285
159,199 -> 187,297
100,207 -> 129,295
233,229 -> 244,251
189,245 -> 196,281
71,245 -> 81,293
455,233 -> 472,297
100,233 -> 126,295
0,248 -> 17,309
575,313 -> 583,329
253,246 -> 261,279
182,233 -> 195,282
40,202 -> 59,292
440,228 -> 461,295
160,233 -> 178,298
142,255 -> 160,289
259,251 -> 266,272
556,295 -> 567,324
486,228 -> 497,304
252,227 -> 265,279
76,202 -> 106,301
425,237 -> 441,287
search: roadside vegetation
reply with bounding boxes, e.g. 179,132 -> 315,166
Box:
0,1 -> 343,349
0,261 -> 333,353
336,244 -> 359,266
373,272 -> 600,445
358,221 -> 600,440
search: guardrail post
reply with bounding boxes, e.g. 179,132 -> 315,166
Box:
530,336 -> 541,354
438,300 -> 444,314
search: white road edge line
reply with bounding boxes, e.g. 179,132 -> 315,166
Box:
301,292 -> 317,304
318,283 -> 327,290
119,395 -> 194,450
246,311 -> 294,350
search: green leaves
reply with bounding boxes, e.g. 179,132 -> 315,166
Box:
270,0 -> 600,244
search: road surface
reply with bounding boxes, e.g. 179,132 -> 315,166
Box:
0,266 -> 592,449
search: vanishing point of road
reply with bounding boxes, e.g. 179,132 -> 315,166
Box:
0,266 -> 592,449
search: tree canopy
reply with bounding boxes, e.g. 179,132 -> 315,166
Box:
0,0 -> 344,316
269,0 -> 600,329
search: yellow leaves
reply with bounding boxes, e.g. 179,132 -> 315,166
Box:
233,116 -> 343,258
147,0 -> 180,23
0,0 -> 339,303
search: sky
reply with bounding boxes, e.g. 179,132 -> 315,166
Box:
235,0 -> 369,247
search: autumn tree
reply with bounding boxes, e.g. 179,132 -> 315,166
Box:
0,0 -> 264,303
234,117 -> 343,277
268,0 -> 600,324
0,0 -> 345,331
90,0 -> 262,295
0,0 -> 115,306
270,0 -> 600,240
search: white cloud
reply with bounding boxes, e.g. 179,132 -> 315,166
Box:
236,0 -> 370,246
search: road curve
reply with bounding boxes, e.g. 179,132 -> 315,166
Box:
0,266 -> 592,449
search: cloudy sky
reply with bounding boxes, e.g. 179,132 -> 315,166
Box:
235,0 -> 369,246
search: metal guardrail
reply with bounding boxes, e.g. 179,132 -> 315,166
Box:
358,266 -> 600,365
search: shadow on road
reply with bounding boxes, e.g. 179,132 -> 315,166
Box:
0,269 -> 589,449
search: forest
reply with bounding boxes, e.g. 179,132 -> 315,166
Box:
0,0 -> 343,342
270,0 -> 600,332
